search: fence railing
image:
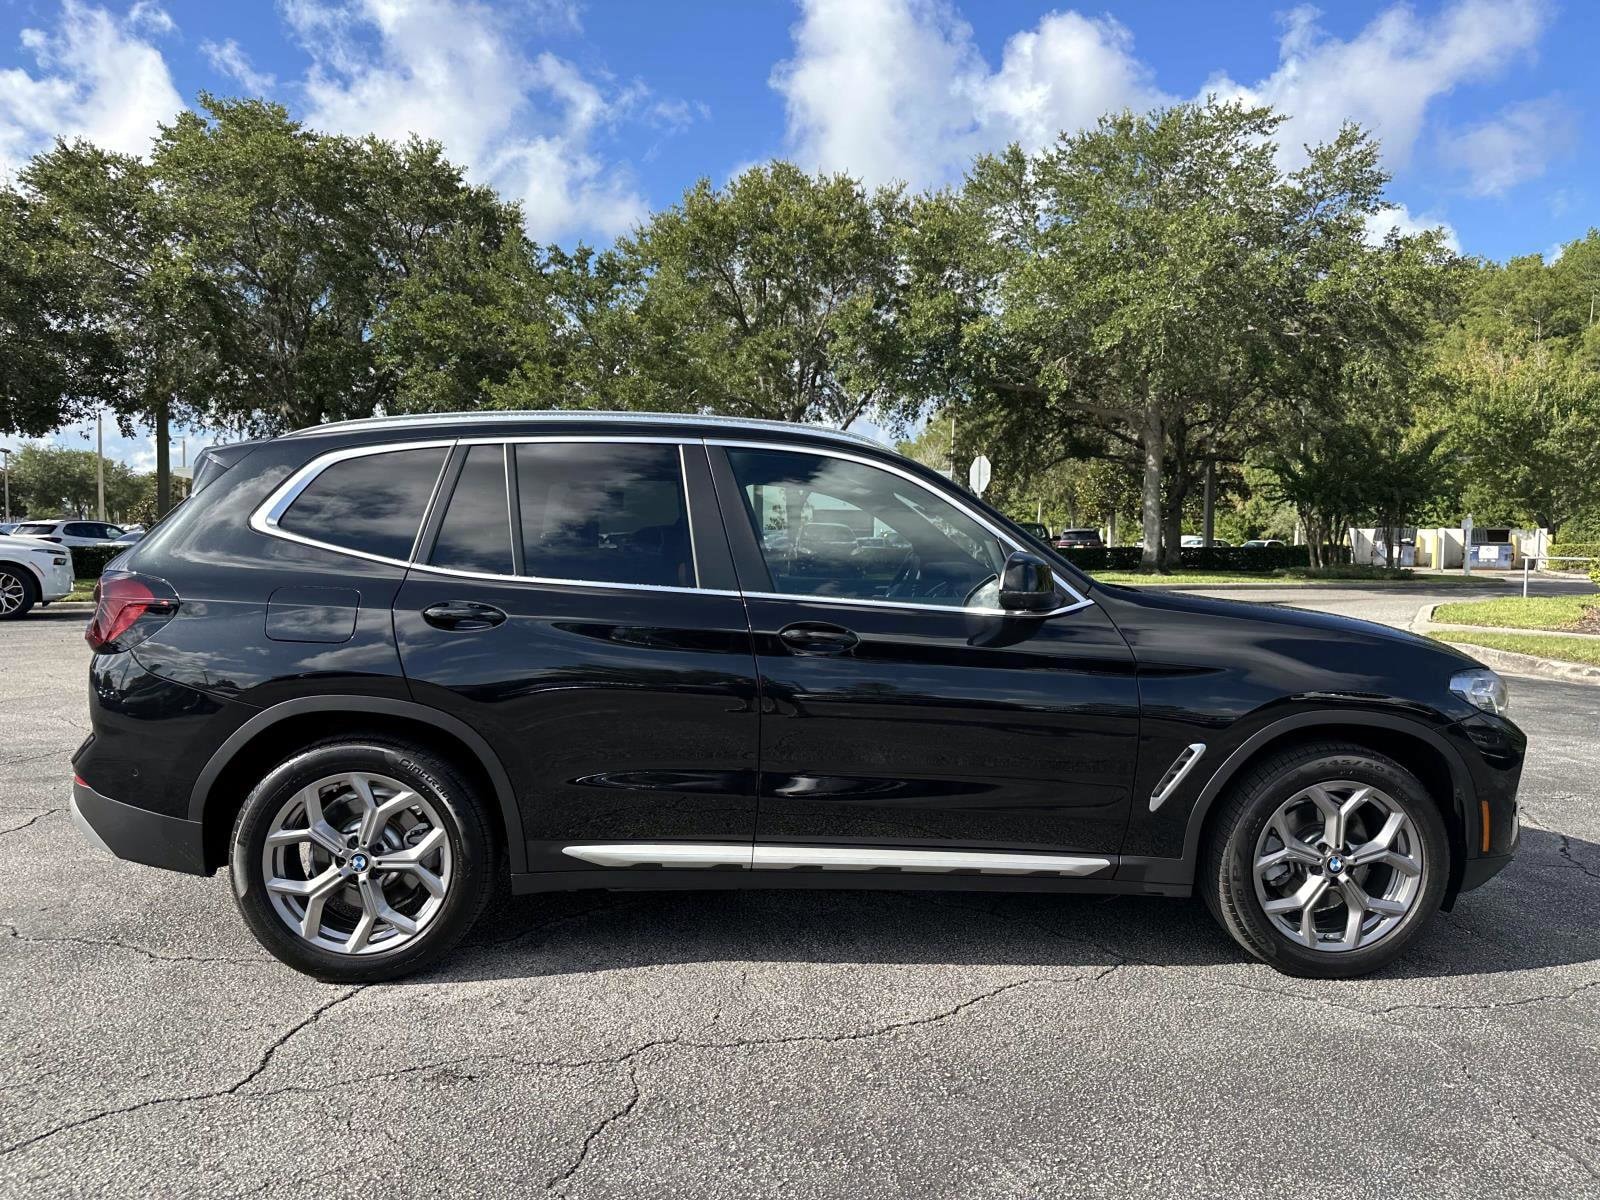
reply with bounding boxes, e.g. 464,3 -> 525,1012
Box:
1520,554 -> 1597,598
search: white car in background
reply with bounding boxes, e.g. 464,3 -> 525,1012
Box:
0,535 -> 74,619
8,519 -> 128,548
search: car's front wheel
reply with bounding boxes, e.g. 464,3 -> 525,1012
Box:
1202,742 -> 1449,978
0,566 -> 36,620
230,739 -> 496,981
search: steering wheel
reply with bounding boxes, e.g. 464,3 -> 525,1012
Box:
886,549 -> 920,598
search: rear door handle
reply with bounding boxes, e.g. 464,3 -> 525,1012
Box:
778,622 -> 859,656
422,601 -> 507,631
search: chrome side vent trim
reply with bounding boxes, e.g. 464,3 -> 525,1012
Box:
1149,743 -> 1207,812
561,843 -> 750,869
752,846 -> 1109,876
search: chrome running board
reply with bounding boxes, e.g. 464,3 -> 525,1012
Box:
561,843 -> 1111,877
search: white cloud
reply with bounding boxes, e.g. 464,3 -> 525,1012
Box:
771,0 -> 1166,187
1203,0 -> 1549,168
1364,202 -> 1461,253
201,37 -> 277,94
285,0 -> 651,242
0,0 -> 182,179
1441,96 -> 1575,195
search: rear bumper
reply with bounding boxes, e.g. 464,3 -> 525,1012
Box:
70,776 -> 209,875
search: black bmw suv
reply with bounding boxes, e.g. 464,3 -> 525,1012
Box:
70,412 -> 1524,982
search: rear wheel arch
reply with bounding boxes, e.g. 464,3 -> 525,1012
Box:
1187,713 -> 1470,900
191,696 -> 525,875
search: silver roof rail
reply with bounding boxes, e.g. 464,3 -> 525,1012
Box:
283,409 -> 890,449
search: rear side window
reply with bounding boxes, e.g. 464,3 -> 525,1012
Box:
279,446 -> 447,562
515,443 -> 694,588
430,445 -> 513,575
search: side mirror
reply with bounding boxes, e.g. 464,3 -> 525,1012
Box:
998,550 -> 1059,613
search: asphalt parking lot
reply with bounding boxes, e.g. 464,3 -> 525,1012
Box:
2,585 -> 1597,1198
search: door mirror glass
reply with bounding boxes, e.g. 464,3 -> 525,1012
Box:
998,551 -> 1059,612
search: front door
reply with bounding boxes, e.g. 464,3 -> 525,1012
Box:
708,442 -> 1140,865
394,438 -> 761,874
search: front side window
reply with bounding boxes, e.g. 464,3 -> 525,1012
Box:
15,523 -> 57,536
278,445 -> 448,562
726,448 -> 1009,608
515,442 -> 694,588
430,445 -> 513,575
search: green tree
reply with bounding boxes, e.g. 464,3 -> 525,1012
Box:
907,101 -> 1296,568
4,443 -> 141,519
621,162 -> 921,428
0,188 -> 120,437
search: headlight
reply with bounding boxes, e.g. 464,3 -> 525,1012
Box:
1451,668 -> 1509,715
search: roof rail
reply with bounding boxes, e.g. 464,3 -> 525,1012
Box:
283,409 -> 890,449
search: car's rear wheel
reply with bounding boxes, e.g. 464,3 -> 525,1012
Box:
1202,742 -> 1449,978
230,739 -> 495,981
0,567 -> 36,620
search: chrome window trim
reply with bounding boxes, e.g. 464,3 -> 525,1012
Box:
709,437 -> 1094,615
251,432 -> 1095,617
250,439 -> 457,569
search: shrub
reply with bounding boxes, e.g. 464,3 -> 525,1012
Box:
1550,542 -> 1600,572
68,544 -> 128,580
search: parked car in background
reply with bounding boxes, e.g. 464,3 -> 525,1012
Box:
1242,539 -> 1286,549
1054,528 -> 1104,549
112,529 -> 146,546
0,534 -> 74,619
0,523 -> 20,536
10,519 -> 128,548
1018,522 -> 1051,542
1181,535 -> 1233,548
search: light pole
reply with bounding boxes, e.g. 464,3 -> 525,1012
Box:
0,447 -> 10,522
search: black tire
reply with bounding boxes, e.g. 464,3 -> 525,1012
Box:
0,566 -> 37,620
230,738 -> 496,982
1201,742 -> 1449,979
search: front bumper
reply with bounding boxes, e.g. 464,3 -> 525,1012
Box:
70,776 -> 209,875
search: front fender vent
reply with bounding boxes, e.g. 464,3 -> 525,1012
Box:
1149,743 -> 1207,813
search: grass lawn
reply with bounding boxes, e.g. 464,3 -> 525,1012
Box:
1433,593 -> 1600,632
1428,630 -> 1600,667
1092,569 -> 1503,587
65,578 -> 96,602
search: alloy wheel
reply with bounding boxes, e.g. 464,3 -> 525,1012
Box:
0,571 -> 24,617
1251,780 -> 1424,953
261,771 -> 453,955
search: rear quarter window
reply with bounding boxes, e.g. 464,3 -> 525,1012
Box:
277,446 -> 449,562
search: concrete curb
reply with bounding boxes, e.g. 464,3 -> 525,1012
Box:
1411,602 -> 1600,685
42,602 -> 94,612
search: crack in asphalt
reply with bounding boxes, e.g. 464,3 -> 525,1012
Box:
0,809 -> 57,837
1,921 -> 264,966
0,986 -> 366,1158
546,1062 -> 643,1192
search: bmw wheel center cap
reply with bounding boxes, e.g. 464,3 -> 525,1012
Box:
349,851 -> 370,872
1327,854 -> 1345,875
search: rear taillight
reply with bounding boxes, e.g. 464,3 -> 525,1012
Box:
85,571 -> 179,654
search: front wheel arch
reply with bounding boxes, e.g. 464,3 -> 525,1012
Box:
1186,714 -> 1468,902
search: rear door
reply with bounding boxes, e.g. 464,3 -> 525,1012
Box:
393,437 -> 761,875
707,442 -> 1141,869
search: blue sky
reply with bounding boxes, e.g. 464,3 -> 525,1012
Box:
2,0 -> 1595,467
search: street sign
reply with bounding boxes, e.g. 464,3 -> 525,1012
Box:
968,454 -> 993,496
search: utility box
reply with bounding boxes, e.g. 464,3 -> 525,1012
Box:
1470,542 -> 1515,570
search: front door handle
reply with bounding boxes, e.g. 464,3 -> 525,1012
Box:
422,601 -> 507,631
778,622 -> 860,656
